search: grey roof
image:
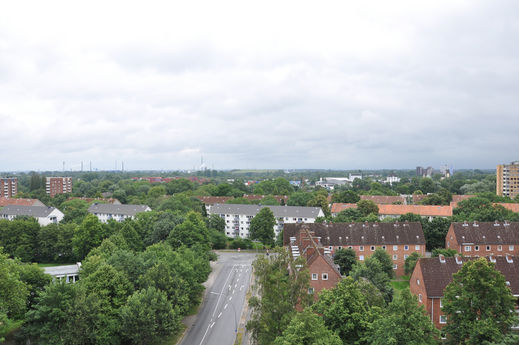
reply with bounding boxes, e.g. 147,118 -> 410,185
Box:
43,264 -> 80,276
209,204 -> 323,219
284,222 -> 425,246
451,222 -> 519,245
0,205 -> 58,217
88,203 -> 150,216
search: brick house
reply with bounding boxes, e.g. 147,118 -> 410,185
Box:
284,222 -> 426,277
330,203 -> 452,220
410,255 -> 519,329
288,227 -> 342,296
445,221 -> 519,257
46,177 -> 72,197
359,195 -> 406,204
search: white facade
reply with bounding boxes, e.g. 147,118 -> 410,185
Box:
88,204 -> 152,223
43,263 -> 81,283
0,206 -> 64,226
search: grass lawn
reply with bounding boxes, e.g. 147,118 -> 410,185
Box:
391,275 -> 410,297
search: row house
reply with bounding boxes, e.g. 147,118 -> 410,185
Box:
208,204 -> 324,239
359,195 -> 406,205
46,177 -> 72,197
88,203 -> 151,223
446,221 -> 519,256
410,255 -> 519,329
0,197 -> 45,207
284,222 -> 426,277
289,228 -> 341,296
0,177 -> 18,198
331,203 -> 452,221
0,205 -> 64,226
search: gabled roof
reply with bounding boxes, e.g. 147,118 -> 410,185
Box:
499,203 -> 519,213
194,196 -> 233,205
0,198 -> 45,207
209,204 -> 323,219
451,222 -> 519,245
418,256 -> 519,297
331,203 -> 357,214
0,205 -> 59,217
360,195 -> 405,204
451,195 -> 475,203
88,203 -> 150,216
284,222 -> 425,246
378,204 -> 452,217
292,228 -> 341,277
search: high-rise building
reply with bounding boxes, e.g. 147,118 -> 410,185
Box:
0,177 -> 18,198
416,166 -> 433,178
497,161 -> 519,199
46,177 -> 73,197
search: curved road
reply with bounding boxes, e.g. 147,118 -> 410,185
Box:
180,251 -> 257,345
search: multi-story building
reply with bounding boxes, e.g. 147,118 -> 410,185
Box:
416,166 -> 433,178
410,255 -> 519,329
208,204 -> 324,238
0,177 -> 18,198
0,205 -> 64,226
46,177 -> 72,197
288,227 -> 342,296
283,222 -> 426,277
497,161 -> 519,199
88,203 -> 151,223
445,221 -> 519,256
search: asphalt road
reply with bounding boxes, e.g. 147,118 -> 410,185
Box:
180,251 -> 257,345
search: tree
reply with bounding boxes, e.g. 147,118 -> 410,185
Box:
442,258 -> 516,344
247,249 -> 311,345
423,217 -> 451,251
249,208 -> 276,246
356,200 -> 379,217
17,263 -> 52,309
367,289 -> 438,345
333,248 -> 356,276
119,287 -> 181,345
312,277 -> 379,344
287,192 -> 314,207
273,309 -> 342,345
371,248 -> 394,279
350,256 -> 393,303
307,194 -> 331,217
431,248 -> 458,257
167,211 -> 210,249
119,222 -> 144,252
207,214 -> 225,233
404,252 -> 421,275
419,178 -> 436,194
333,190 -> 360,203
72,214 -> 108,260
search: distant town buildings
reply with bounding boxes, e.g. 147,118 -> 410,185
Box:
497,161 -> 519,199
88,203 -> 151,223
0,205 -> 64,226
384,175 -> 401,185
208,204 -> 324,238
0,177 -> 18,198
416,166 -> 433,178
315,174 -> 363,190
46,177 -> 72,197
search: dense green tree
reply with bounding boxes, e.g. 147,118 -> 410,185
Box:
60,199 -> 90,224
332,190 -> 360,203
431,248 -> 458,257
167,211 -> 210,248
72,214 -> 108,260
0,250 -> 28,320
312,277 -> 379,344
333,248 -> 356,276
209,229 -> 228,249
350,256 -> 393,303
371,248 -> 394,279
37,223 -> 76,262
119,287 -> 181,345
334,208 -> 363,222
81,263 -> 133,310
443,258 -> 516,344
17,263 -> 52,309
119,222 -> 144,252
453,197 -> 519,222
287,192 -> 314,206
356,200 -> 379,217
207,214 -> 225,232
247,249 -> 311,345
249,208 -> 276,246
404,252 -> 421,275
367,289 -> 438,344
419,178 -> 436,194
307,194 -> 331,217
158,194 -> 205,215
423,217 -> 451,251
273,309 -> 342,345
253,178 -> 294,195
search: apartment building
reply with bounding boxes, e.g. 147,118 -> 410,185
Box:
46,177 -> 72,197
0,177 -> 18,198
284,222 -> 426,277
445,221 -> 519,256
288,228 -> 341,296
88,203 -> 151,223
497,161 -> 519,199
208,204 -> 324,238
410,255 -> 519,329
0,205 -> 64,226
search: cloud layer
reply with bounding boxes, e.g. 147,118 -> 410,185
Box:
1,0 -> 518,171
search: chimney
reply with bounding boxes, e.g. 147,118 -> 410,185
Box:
439,254 -> 446,263
455,255 -> 462,265
506,254 -> 513,263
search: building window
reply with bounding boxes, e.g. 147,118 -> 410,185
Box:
393,264 -> 397,270
439,315 -> 447,324
308,287 -> 314,294
404,245 -> 409,251
322,273 -> 328,280
393,254 -> 397,260
510,245 -> 515,251
393,245 -> 398,251
415,245 -> 420,250
337,246 -> 342,250
311,273 -> 318,280
417,279 -> 420,285
382,245 -> 386,250
404,254 -> 409,259
475,245 -> 479,251
465,246 -> 471,252
440,298 -> 443,308
486,245 -> 491,251
359,255 -> 364,261
370,246 -> 375,251
498,245 -> 503,251
419,294 -> 422,302
359,246 -> 364,251
348,246 -> 353,249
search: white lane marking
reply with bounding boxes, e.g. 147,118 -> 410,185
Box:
235,283 -> 238,288
199,324 -> 211,345
224,304 -> 228,310
240,285 -> 244,291
246,269 -> 249,272
232,289 -> 235,294
218,312 -> 222,319
229,296 -> 233,301
212,264 -> 236,319
210,322 -> 215,328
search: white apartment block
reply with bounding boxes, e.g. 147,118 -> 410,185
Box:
88,203 -> 151,223
208,204 -> 324,238
0,205 -> 64,226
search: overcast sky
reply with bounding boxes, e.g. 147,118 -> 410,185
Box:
1,0 -> 518,171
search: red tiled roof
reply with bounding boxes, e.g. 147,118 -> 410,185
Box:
498,203 -> 519,213
412,194 -> 428,203
331,203 -> 357,214
360,195 -> 405,204
194,196 -> 232,204
452,195 -> 475,203
0,198 -> 44,207
451,221 -> 519,245
378,204 -> 452,217
67,197 -> 121,204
